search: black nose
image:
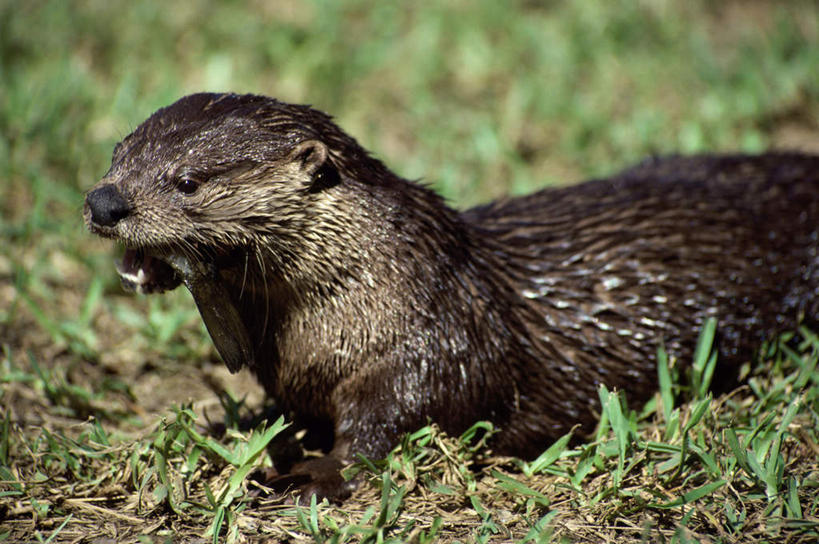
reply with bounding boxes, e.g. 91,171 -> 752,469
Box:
86,184 -> 132,227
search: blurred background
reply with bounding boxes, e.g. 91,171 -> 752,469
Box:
1,0 -> 818,390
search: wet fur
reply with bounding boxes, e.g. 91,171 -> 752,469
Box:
85,93 -> 819,498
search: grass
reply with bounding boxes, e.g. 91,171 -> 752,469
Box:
3,330 -> 817,541
1,0 -> 818,542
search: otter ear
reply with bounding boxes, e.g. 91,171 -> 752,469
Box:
290,140 -> 341,193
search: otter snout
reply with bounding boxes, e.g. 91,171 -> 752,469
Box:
85,184 -> 131,227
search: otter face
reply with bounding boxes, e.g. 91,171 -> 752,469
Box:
84,93 -> 344,294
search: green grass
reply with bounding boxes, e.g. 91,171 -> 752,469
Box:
1,0 -> 819,542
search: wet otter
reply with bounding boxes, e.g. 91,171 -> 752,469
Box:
84,93 -> 819,500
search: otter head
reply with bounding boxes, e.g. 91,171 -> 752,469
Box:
84,93 -> 351,295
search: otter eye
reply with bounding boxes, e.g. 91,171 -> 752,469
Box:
176,177 -> 199,195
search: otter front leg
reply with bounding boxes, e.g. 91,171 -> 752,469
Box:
308,363 -> 428,495
267,365 -> 423,503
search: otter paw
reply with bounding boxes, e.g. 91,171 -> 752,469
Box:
252,456 -> 358,504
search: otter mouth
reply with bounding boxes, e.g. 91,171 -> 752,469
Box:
114,246 -> 254,373
116,248 -> 183,294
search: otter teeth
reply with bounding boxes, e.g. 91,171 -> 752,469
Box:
116,249 -> 147,293
116,248 -> 181,294
118,265 -> 150,294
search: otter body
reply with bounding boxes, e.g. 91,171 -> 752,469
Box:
85,93 -> 819,499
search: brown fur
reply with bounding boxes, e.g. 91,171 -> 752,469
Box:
85,93 -> 819,500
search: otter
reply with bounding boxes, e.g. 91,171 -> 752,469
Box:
84,93 -> 819,501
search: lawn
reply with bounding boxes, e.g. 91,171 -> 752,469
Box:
2,1 -> 819,542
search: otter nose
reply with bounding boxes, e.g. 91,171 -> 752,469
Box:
86,184 -> 132,227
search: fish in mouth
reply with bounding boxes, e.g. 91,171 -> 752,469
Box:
84,186 -> 254,375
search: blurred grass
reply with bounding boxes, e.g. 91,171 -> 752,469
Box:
3,0 -> 817,357
2,0 -> 817,214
